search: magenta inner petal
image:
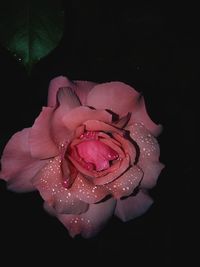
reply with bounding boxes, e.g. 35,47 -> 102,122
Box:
73,139 -> 118,172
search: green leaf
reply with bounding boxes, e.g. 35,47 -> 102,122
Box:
0,0 -> 65,73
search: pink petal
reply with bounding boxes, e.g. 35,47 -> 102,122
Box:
48,76 -> 97,107
71,173 -> 108,204
127,123 -> 164,189
93,155 -> 130,185
128,96 -> 162,136
51,107 -> 112,145
0,128 -> 47,192
99,136 -> 125,160
54,88 -> 81,135
113,112 -> 131,128
74,80 -> 97,105
115,190 -> 153,222
127,122 -> 161,162
50,88 -> 82,144
139,160 -> 165,189
112,132 -> 136,165
32,156 -> 88,215
83,119 -> 122,134
58,197 -> 116,238
86,81 -> 141,116
62,107 -> 112,130
53,191 -> 88,215
57,87 -> 81,111
47,76 -> 75,107
105,165 -> 143,199
71,166 -> 142,203
43,201 -> 56,216
29,107 -> 59,159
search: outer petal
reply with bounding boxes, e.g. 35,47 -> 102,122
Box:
71,173 -> 108,204
43,201 -> 56,216
68,162 -> 143,203
127,122 -> 164,188
62,107 -> 112,131
72,166 -> 142,203
56,87 -> 81,113
86,81 -> 141,116
115,190 -> 153,222
139,160 -> 165,189
128,96 -> 162,136
58,197 -> 116,238
32,156 -> 88,215
127,122 -> 161,162
83,119 -> 122,134
74,80 -> 97,105
51,107 -> 112,145
105,165 -> 143,199
47,76 -> 97,107
47,76 -> 76,107
0,128 -> 47,192
29,107 -> 59,159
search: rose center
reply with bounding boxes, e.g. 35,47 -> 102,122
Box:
69,131 -> 119,172
76,140 -> 118,171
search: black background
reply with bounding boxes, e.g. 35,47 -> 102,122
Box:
0,1 -> 198,266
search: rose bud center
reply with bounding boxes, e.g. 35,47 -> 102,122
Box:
69,131 -> 119,172
76,140 -> 119,171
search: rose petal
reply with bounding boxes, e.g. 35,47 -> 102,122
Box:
93,155 -> 130,185
112,132 -> 136,165
43,201 -> 56,216
99,138 -> 125,161
29,107 -> 59,159
7,160 -> 48,192
57,87 -> 81,111
115,190 -> 153,222
62,107 -> 112,131
113,112 -> 131,128
127,122 -> 161,162
71,173 -> 108,204
70,165 -> 142,203
0,128 -> 47,192
74,80 -> 97,105
47,76 -> 76,107
48,76 -> 97,107
53,193 -> 88,215
55,88 -> 81,130
105,165 -> 143,199
128,96 -> 162,136
127,123 -> 164,188
58,197 -> 116,238
75,125 -> 85,138
139,160 -> 165,189
51,107 -> 112,145
83,120 -> 122,134
86,82 -> 140,116
32,157 -> 88,215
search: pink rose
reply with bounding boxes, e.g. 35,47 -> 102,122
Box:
0,76 -> 164,238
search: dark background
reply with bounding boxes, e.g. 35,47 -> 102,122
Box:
0,1 -> 198,266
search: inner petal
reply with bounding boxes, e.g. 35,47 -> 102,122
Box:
75,139 -> 119,172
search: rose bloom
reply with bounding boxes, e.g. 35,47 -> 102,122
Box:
0,76 -> 164,238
